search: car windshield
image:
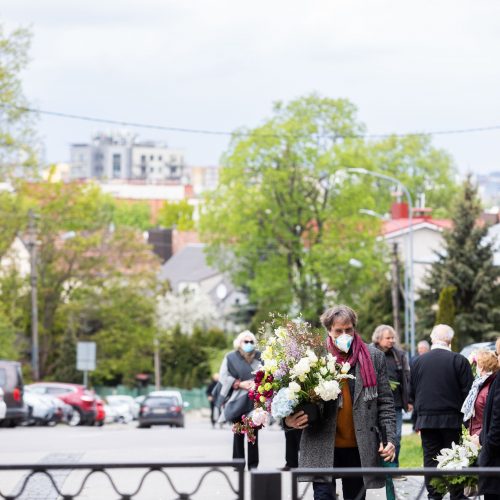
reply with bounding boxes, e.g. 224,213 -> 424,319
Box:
144,397 -> 177,407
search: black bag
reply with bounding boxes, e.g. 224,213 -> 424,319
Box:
212,381 -> 229,410
223,393 -> 254,423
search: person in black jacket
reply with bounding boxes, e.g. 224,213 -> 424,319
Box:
478,337 -> 500,500
409,324 -> 473,500
372,324 -> 411,468
206,373 -> 219,428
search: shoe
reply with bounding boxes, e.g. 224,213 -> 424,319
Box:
393,475 -> 407,481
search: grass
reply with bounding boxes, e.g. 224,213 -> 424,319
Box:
399,432 -> 423,467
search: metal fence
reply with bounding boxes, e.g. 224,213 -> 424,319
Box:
0,460 -> 244,500
289,466 -> 500,500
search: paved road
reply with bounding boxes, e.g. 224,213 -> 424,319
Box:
0,412 -> 426,499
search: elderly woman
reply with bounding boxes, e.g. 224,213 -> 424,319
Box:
371,324 -> 410,467
462,349 -> 498,437
285,305 -> 396,500
218,330 -> 261,470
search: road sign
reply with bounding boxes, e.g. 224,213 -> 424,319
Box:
77,341 -> 96,371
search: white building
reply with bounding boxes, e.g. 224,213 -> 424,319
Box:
70,132 -> 185,182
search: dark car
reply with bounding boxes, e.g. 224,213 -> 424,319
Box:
138,392 -> 185,428
27,382 -> 97,426
0,360 -> 28,427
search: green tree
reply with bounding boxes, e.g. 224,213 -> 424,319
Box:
0,24 -> 38,177
418,177 -> 500,348
157,199 -> 195,230
201,94 -> 457,324
436,286 -> 456,327
111,200 -> 152,231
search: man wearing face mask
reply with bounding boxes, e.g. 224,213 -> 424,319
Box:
285,305 -> 396,500
217,330 -> 261,469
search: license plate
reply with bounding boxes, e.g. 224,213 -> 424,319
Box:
152,408 -> 167,414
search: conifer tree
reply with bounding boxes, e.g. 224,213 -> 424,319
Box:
418,176 -> 500,347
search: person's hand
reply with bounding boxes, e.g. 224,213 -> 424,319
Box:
284,410 -> 308,430
378,441 -> 396,462
208,395 -> 213,402
407,403 -> 414,412
239,380 -> 253,391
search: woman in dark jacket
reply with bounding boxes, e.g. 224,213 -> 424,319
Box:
478,338 -> 500,500
218,330 -> 261,469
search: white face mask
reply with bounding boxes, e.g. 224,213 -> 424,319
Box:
335,333 -> 353,353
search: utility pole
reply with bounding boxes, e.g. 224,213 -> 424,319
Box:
154,337 -> 161,390
27,209 -> 39,381
390,242 -> 402,340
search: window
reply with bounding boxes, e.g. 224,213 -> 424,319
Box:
141,155 -> 146,163
112,154 -> 121,178
150,155 -> 154,161
159,155 -> 162,161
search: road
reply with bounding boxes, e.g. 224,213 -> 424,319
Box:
0,412 -> 425,499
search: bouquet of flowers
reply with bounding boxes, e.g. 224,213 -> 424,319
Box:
430,427 -> 480,496
233,315 -> 355,442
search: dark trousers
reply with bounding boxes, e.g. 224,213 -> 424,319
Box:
209,402 -> 216,426
421,428 -> 465,500
285,429 -> 302,468
313,447 -> 366,500
484,495 -> 500,500
233,429 -> 259,469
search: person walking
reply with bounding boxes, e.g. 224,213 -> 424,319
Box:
285,304 -> 396,500
410,324 -> 473,500
206,373 -> 219,428
371,324 -> 410,469
477,338 -> 500,500
218,330 -> 261,470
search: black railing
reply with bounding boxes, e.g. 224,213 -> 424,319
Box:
290,466 -> 500,500
0,460 -> 245,500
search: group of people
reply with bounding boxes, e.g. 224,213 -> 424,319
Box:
210,304 -> 500,500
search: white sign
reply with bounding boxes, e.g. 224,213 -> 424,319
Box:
77,341 -> 96,371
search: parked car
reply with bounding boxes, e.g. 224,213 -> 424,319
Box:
23,391 -> 58,426
0,388 -> 6,421
138,391 -> 188,428
26,383 -> 97,426
106,395 -> 137,422
460,341 -> 497,359
0,360 -> 28,427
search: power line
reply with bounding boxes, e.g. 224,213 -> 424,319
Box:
3,103 -> 500,140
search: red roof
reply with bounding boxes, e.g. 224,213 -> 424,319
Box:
382,217 -> 452,236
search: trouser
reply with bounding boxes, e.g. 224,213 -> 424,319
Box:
313,447 -> 366,500
484,495 -> 500,500
285,429 -> 302,468
209,402 -> 216,426
395,407 -> 403,466
421,428 -> 465,500
233,429 -> 259,469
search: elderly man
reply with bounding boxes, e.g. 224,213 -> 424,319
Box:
410,324 -> 473,500
417,340 -> 430,355
372,325 -> 410,469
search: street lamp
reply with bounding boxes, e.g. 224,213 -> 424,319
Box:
347,168 -> 416,357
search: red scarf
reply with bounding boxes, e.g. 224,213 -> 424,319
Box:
326,332 -> 377,393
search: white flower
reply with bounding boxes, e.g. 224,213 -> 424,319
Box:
320,366 -> 328,376
306,350 -> 318,363
314,379 -> 341,401
263,358 -> 278,373
251,408 -> 269,426
341,362 -> 351,374
288,381 -> 301,396
290,357 -> 311,379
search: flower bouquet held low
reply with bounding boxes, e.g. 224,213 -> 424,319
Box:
430,427 -> 480,497
233,316 -> 355,442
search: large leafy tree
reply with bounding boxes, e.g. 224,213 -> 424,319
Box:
0,24 -> 38,177
418,177 -> 500,347
201,94 -> 457,325
157,199 -> 195,230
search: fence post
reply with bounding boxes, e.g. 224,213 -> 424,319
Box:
250,471 -> 281,500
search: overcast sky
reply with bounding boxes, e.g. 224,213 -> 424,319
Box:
2,0 -> 500,174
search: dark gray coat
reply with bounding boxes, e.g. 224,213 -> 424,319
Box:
298,346 -> 396,489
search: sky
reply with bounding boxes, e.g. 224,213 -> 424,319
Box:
2,0 -> 500,174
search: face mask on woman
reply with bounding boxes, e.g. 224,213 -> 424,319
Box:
335,333 -> 353,353
242,341 -> 255,353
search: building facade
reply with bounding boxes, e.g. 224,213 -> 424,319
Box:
70,132 -> 185,182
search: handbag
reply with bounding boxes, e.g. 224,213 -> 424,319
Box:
223,392 -> 254,423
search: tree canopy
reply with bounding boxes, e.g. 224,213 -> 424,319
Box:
201,94 -> 458,325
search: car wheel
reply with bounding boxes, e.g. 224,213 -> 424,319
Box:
69,407 -> 82,426
95,420 -> 104,427
137,424 -> 151,429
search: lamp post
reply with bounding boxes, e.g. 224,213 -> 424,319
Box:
348,168 -> 415,357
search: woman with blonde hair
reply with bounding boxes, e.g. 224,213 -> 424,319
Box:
461,349 -> 498,436
218,330 -> 261,469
